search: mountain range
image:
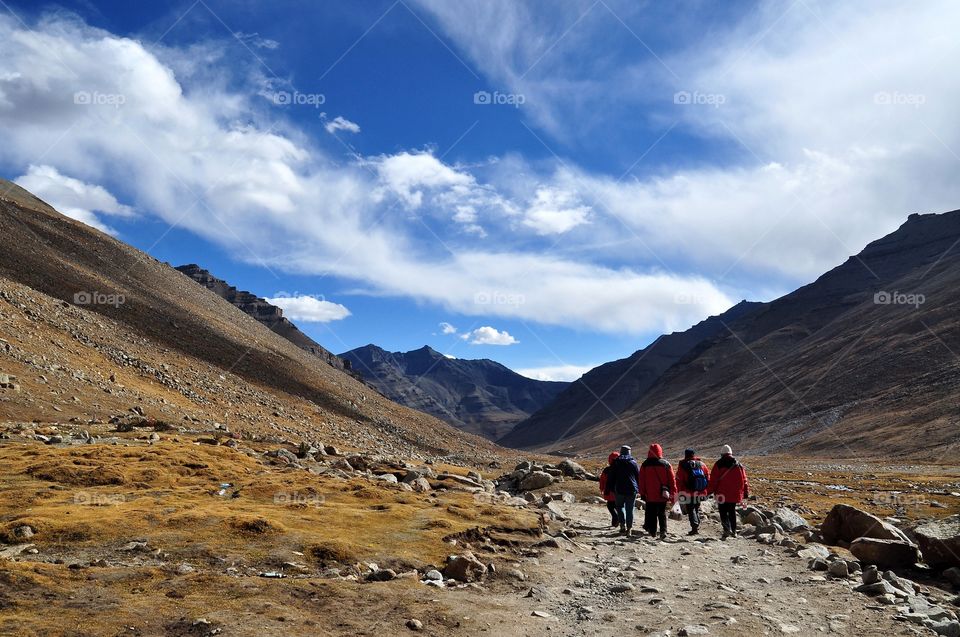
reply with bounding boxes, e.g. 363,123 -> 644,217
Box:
0,178 -> 499,460
339,344 -> 567,440
504,211 -> 960,458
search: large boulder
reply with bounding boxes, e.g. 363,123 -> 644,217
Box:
443,552 -> 488,582
774,508 -> 809,532
557,459 -> 587,477
519,471 -> 555,491
821,504 -> 911,545
913,517 -> 960,570
849,537 -> 921,569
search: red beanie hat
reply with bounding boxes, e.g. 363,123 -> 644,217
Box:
648,443 -> 663,459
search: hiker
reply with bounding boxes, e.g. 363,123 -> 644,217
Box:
708,444 -> 750,539
608,445 -> 641,536
598,451 -> 620,527
638,443 -> 677,540
675,448 -> 710,535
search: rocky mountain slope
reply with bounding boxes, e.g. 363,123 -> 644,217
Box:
0,178 -> 503,461
499,300 -> 762,449
174,264 -> 355,375
507,210 -> 960,458
340,344 -> 567,440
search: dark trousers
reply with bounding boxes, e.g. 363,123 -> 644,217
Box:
684,496 -> 702,530
614,493 -> 636,528
719,502 -> 738,533
643,502 -> 667,535
605,500 -> 618,524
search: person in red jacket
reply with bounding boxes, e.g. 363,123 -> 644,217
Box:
675,448 -> 710,536
638,443 -> 677,540
598,451 -> 620,527
708,444 -> 750,539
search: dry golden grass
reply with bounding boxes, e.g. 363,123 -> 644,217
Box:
0,439 -> 541,636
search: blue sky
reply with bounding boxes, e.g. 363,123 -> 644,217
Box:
2,0 -> 959,380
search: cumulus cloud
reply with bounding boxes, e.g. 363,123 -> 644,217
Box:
14,164 -> 132,235
461,326 -> 518,345
516,363 -> 594,382
264,295 -> 351,322
324,115 -> 360,135
439,321 -> 458,334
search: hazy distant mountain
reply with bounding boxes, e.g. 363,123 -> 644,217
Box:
340,344 -> 568,440
501,210 -> 960,459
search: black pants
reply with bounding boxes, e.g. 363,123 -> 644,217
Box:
643,502 -> 667,536
719,502 -> 738,534
605,500 -> 618,524
684,496 -> 702,530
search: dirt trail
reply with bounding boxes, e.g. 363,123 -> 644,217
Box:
435,501 -> 920,636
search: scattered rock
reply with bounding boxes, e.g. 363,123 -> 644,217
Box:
406,619 -> 423,631
443,552 -> 488,582
610,582 -> 635,593
679,626 -> 710,636
828,560 -> 849,578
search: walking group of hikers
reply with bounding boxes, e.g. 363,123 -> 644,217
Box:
598,443 -> 750,539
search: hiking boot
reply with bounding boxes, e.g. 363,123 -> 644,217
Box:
730,530 -> 739,538
610,519 -> 618,528
721,530 -> 730,540
687,528 -> 699,536
625,528 -> 633,537
619,524 -> 626,535
658,532 -> 667,541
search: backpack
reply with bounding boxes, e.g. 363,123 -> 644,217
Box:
685,460 -> 708,492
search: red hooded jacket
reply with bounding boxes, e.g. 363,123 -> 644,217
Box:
598,452 -> 619,502
708,454 -> 750,504
675,456 -> 710,498
638,444 -> 677,504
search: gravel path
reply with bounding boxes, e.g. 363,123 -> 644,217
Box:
448,501 -> 924,636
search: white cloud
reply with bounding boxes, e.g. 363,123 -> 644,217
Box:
414,0 -> 960,284
14,164 -> 132,235
522,186 -> 591,235
324,115 -> 360,135
0,13 -> 736,336
439,321 -> 458,334
461,326 -> 518,345
234,32 -> 279,50
264,295 -> 351,322
517,363 -> 594,382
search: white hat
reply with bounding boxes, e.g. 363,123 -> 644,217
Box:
721,444 -> 733,455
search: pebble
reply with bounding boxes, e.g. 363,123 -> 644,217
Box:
406,619 -> 423,631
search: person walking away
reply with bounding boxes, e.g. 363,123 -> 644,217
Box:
638,443 -> 677,540
609,445 -> 641,536
708,445 -> 750,539
676,448 -> 710,535
598,451 -> 620,527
